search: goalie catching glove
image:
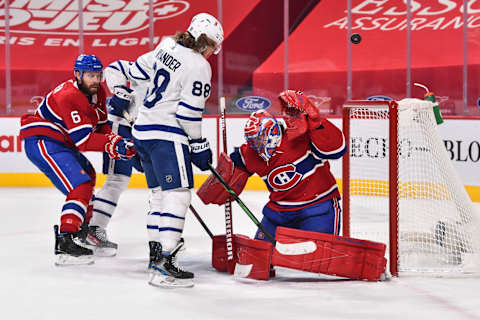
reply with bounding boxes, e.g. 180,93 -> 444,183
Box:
197,152 -> 249,205
279,90 -> 325,131
105,133 -> 136,160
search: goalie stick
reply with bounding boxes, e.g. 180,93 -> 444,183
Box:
220,97 -> 236,274
207,163 -> 316,256
189,204 -> 214,239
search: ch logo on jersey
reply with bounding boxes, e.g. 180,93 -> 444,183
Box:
267,164 -> 303,191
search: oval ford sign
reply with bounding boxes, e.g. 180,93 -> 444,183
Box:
235,96 -> 271,112
366,95 -> 393,101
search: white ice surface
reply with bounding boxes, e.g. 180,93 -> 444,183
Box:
2,188 -> 480,320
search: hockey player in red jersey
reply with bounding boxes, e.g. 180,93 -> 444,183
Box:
199,91 -> 387,281
20,54 -> 136,266
202,90 -> 346,239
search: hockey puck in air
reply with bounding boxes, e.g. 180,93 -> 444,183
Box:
351,33 -> 362,44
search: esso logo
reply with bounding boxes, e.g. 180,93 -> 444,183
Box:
267,164 -> 302,191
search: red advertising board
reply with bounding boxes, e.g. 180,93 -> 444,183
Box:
253,0 -> 480,115
0,0 -> 260,114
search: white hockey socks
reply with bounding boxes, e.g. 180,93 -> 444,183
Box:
147,188 -> 191,252
90,174 -> 130,228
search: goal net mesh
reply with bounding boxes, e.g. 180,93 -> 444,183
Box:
344,98 -> 480,274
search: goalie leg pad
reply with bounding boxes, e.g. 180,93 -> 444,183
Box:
271,227 -> 387,281
212,234 -> 247,272
212,234 -> 273,280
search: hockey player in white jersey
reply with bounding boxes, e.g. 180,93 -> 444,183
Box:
130,13 -> 223,288
86,60 -> 146,256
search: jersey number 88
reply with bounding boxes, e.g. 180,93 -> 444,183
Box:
144,68 -> 211,108
192,81 -> 210,98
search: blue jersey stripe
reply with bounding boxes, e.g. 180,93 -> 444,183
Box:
70,127 -> 92,145
175,114 -> 202,122
39,98 -> 67,130
129,61 -> 150,80
295,153 -> 324,175
310,142 -> 347,160
133,124 -> 187,136
107,64 -> 120,72
230,147 -> 248,171
178,101 -> 203,112
117,61 -> 128,78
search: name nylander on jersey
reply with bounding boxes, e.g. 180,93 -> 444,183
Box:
131,37 -> 212,144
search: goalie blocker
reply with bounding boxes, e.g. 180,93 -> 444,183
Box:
197,152 -> 249,205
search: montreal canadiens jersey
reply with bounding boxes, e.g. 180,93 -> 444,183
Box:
231,118 -> 347,211
20,79 -> 110,151
130,37 -> 212,144
104,60 -> 147,126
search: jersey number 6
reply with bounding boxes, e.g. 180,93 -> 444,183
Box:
144,68 -> 171,108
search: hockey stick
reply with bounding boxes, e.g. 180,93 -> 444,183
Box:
122,110 -> 135,126
220,97 -> 236,274
207,163 -> 316,255
189,204 -> 214,239
207,163 -> 274,242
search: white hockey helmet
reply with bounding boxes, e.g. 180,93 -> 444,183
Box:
187,13 -> 224,54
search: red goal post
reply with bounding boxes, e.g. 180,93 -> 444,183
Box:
342,99 -> 480,277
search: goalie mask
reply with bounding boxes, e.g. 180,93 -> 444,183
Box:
244,110 -> 282,161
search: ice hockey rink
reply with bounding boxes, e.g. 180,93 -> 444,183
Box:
2,187 -> 480,320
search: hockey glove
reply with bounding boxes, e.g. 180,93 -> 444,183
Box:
279,90 -> 324,130
110,85 -> 133,113
189,138 -> 212,171
105,133 -> 136,160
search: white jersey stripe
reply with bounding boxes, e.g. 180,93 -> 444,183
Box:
174,142 -> 189,187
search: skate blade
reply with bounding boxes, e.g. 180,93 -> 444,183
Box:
93,247 -> 117,257
55,254 -> 94,266
148,273 -> 194,288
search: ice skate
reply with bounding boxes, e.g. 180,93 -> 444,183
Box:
54,225 -> 94,266
148,239 -> 194,288
85,226 -> 118,257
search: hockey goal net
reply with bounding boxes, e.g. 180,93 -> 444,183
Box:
342,98 -> 480,276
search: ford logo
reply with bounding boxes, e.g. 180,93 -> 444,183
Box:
367,95 -> 393,101
235,96 -> 271,112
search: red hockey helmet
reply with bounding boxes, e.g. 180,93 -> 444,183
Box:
244,109 -> 282,161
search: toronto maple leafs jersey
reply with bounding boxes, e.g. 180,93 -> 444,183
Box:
230,117 -> 347,212
130,37 -> 212,144
104,60 -> 147,126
